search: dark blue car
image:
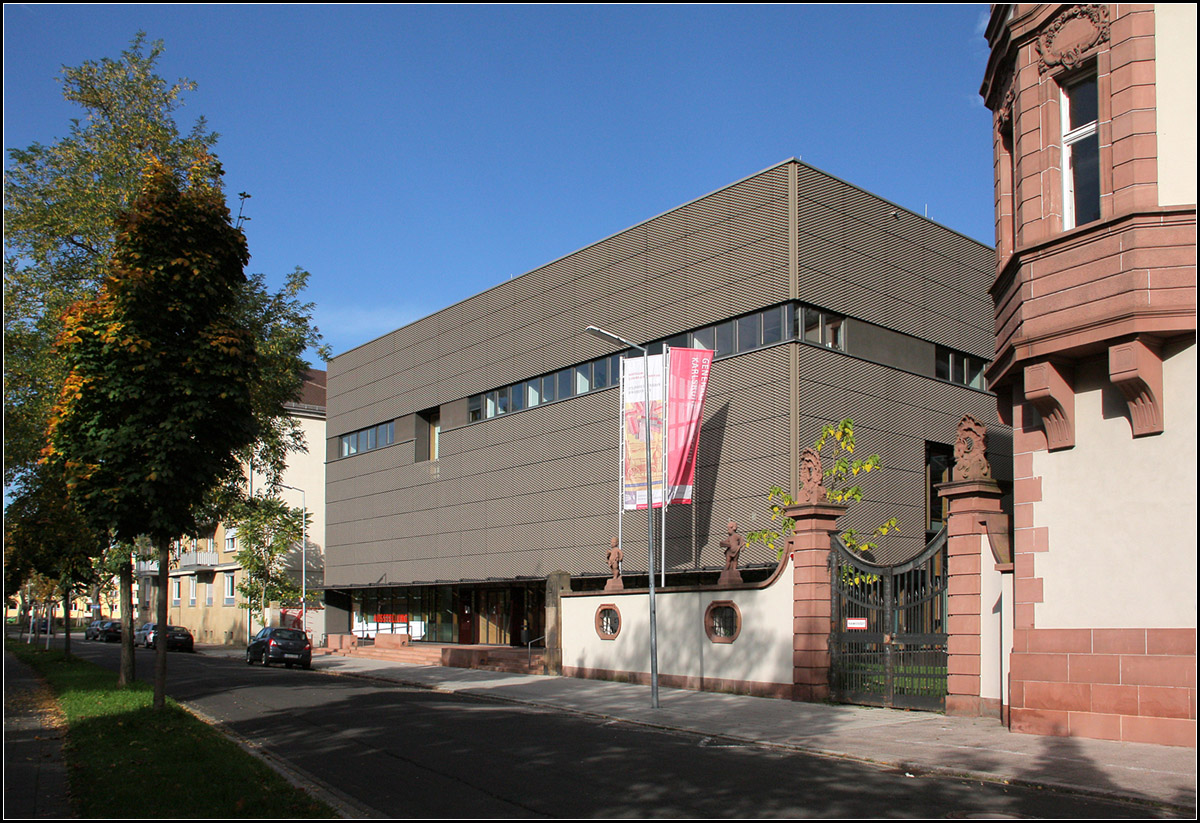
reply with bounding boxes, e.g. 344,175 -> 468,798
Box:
245,627 -> 312,669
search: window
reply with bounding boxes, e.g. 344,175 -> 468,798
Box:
575,362 -> 591,395
926,442 -> 954,537
595,605 -> 621,640
205,582 -> 213,607
340,420 -> 395,458
189,577 -> 196,607
556,368 -> 573,401
704,601 -> 741,643
468,395 -> 483,422
1061,72 -> 1100,229
714,321 -> 735,358
593,357 -> 609,390
802,307 -> 845,350
224,528 -> 236,553
737,313 -> 762,351
224,573 -> 236,606
936,347 -> 987,390
417,408 -> 440,462
762,305 -> 785,345
172,579 -> 181,607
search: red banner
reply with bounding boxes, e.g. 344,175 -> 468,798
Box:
665,347 -> 713,505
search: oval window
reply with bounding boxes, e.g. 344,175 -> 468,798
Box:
595,605 -> 621,640
705,601 -> 741,643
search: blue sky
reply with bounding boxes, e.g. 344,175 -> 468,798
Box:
5,4 -> 996,361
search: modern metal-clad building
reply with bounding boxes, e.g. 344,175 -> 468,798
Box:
323,159 -> 1008,646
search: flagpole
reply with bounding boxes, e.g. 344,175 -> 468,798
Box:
586,325 -> 659,709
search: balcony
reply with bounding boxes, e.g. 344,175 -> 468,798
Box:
135,551 -> 220,576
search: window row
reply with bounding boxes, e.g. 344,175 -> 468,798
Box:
170,574 -> 235,607
936,347 -> 987,390
339,420 -> 396,458
468,303 -> 845,422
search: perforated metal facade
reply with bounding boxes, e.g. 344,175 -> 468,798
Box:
325,160 -> 1004,592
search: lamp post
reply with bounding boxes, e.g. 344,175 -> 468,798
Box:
585,325 -> 660,709
279,484 -> 307,632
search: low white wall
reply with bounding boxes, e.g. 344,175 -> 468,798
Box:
561,565 -> 793,692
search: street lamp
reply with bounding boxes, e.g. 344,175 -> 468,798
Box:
585,325 -> 660,709
279,484 -> 307,631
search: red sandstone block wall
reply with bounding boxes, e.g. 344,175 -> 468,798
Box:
1009,627 -> 1196,746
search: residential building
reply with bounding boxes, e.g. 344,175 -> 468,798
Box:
137,369 -> 327,644
980,3 -> 1196,745
323,159 -> 1007,652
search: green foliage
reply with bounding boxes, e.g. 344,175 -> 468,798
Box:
4,33 -> 217,489
232,497 -> 306,624
745,419 -> 900,575
4,463 -> 107,599
45,154 -> 259,544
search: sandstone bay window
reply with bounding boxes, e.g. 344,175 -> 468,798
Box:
1060,72 -> 1100,229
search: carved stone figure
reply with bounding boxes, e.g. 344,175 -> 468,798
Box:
954,415 -> 992,481
605,537 -> 624,591
796,447 -> 827,505
718,522 -> 744,586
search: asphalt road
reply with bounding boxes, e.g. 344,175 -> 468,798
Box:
63,639 -> 1177,818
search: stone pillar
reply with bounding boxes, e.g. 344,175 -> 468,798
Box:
543,571 -> 571,675
937,478 -> 1007,717
784,502 -> 846,702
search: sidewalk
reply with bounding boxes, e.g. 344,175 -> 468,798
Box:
3,649 -> 74,819
207,643 -> 1197,813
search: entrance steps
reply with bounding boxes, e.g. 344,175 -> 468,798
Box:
321,640 -> 545,675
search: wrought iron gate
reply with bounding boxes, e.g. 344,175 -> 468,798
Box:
829,528 -> 948,711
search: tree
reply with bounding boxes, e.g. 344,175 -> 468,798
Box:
4,463 -> 108,656
746,419 -> 900,578
5,32 -> 218,490
232,498 -> 306,628
45,153 -> 260,707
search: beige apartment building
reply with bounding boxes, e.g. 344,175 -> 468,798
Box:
137,370 -> 327,645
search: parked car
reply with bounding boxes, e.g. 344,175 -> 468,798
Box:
97,619 -> 122,642
136,623 -> 194,652
245,627 -> 312,669
85,619 -> 107,640
134,622 -> 154,647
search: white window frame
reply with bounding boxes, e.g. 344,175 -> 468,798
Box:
1060,73 -> 1099,230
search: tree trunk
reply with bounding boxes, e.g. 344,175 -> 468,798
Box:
118,555 -> 135,687
62,586 -> 72,657
154,537 -> 169,709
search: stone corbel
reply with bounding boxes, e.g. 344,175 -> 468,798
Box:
979,514 -> 1012,567
1024,360 -> 1075,450
1109,338 -> 1164,437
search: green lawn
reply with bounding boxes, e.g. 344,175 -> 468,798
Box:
6,640 -> 336,818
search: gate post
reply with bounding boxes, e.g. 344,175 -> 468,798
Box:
931,479 -> 1008,719
937,415 -> 1011,720
784,502 -> 847,702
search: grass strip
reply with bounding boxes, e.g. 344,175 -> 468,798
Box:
6,640 -> 336,818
